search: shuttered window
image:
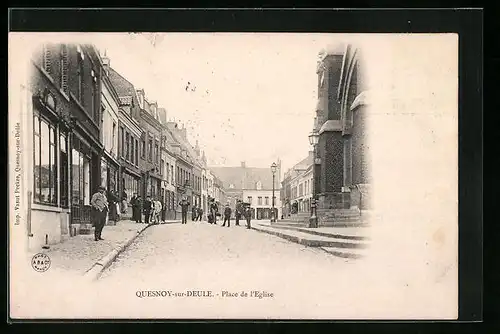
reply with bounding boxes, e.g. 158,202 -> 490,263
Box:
60,44 -> 68,94
43,45 -> 52,74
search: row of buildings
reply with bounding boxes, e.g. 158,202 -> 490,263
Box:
210,161 -> 282,220
280,43 -> 372,225
15,43 -> 227,251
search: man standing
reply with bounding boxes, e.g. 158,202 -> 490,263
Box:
179,198 -> 190,224
210,199 -> 219,225
144,196 -> 152,225
222,203 -> 232,227
198,207 -> 204,222
244,205 -> 252,230
91,186 -> 109,241
155,198 -> 163,224
192,205 -> 198,222
132,194 -> 143,224
235,199 -> 243,226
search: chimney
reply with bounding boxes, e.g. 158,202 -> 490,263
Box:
158,108 -> 167,125
101,55 -> 110,75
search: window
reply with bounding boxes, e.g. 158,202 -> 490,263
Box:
119,126 -> 124,157
42,44 -> 52,75
59,44 -> 68,93
91,69 -> 99,123
160,159 -> 165,176
59,132 -> 69,208
155,141 -> 159,164
135,139 -> 139,165
265,196 -> 269,205
177,166 -> 180,184
130,137 -> 135,163
166,163 -> 170,183
125,132 -> 130,161
247,196 -> 252,205
77,53 -> 84,103
111,122 -> 116,154
33,113 -> 57,205
71,141 -> 91,207
141,138 -> 146,158
258,197 -> 262,205
148,138 -> 153,161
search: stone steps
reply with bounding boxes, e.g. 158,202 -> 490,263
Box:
252,223 -> 369,260
266,224 -> 369,241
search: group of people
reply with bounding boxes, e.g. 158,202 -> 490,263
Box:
208,199 -> 253,229
90,186 -> 256,242
130,194 -> 165,225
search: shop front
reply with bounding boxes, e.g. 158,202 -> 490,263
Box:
70,135 -> 100,233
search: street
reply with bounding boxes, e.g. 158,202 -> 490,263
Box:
98,221 -> 353,285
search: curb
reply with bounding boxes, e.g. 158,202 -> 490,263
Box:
265,224 -> 369,241
251,225 -> 367,259
83,224 -> 152,282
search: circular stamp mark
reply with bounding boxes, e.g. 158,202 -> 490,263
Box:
31,253 -> 51,272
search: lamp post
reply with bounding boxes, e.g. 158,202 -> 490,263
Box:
270,162 -> 277,223
308,130 -> 319,228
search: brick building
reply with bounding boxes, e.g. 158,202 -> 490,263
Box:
21,43 -> 105,249
314,44 -> 371,223
106,64 -> 143,209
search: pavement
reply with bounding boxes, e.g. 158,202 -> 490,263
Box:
41,219 -> 180,279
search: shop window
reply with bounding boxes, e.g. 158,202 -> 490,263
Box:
71,139 -> 91,207
33,113 -> 57,205
59,132 -> 69,208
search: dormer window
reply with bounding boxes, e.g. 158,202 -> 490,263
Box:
256,181 -> 262,190
229,183 -> 234,189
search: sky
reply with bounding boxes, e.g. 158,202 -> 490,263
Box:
17,32 -> 350,174
91,33 -> 345,174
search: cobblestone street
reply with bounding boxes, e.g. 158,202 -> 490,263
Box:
98,221 -> 355,284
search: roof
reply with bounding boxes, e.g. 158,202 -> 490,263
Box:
209,166 -> 277,190
166,123 -> 203,169
119,96 -> 132,106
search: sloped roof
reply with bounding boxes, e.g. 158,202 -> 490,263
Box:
119,96 -> 132,106
166,123 -> 202,168
209,166 -> 276,190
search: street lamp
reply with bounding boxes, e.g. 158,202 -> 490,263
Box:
270,162 -> 277,223
308,130 -> 320,228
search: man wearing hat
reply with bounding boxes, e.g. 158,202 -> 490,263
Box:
222,202 -> 232,227
91,186 -> 109,241
235,199 -> 243,226
179,197 -> 190,224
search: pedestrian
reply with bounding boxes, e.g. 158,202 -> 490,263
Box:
144,196 -> 152,225
121,189 -> 128,214
192,205 -> 198,222
210,199 -> 219,225
222,203 -> 232,227
179,198 -> 190,224
155,198 -> 163,224
198,207 -> 204,222
244,205 -> 252,229
91,186 -> 109,241
132,194 -> 143,223
235,199 -> 242,226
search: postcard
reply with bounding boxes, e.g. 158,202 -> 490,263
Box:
9,32 -> 458,320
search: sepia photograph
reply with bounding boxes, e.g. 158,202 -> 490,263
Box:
9,31 -> 459,320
